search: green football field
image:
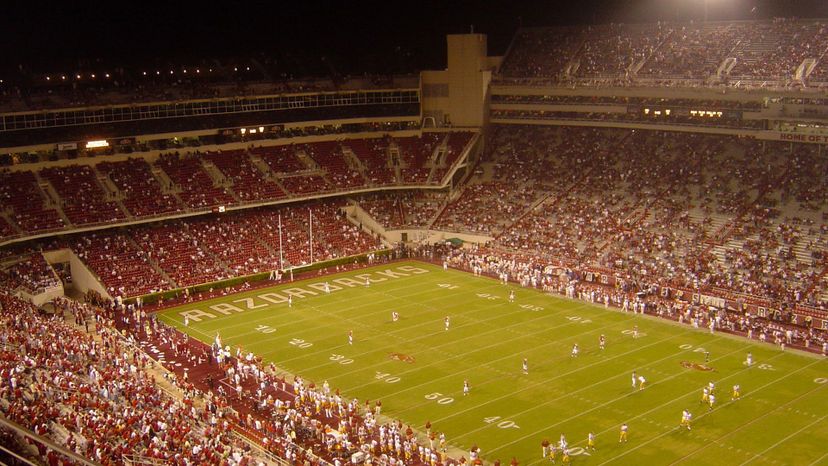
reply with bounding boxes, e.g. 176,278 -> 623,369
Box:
158,261 -> 828,466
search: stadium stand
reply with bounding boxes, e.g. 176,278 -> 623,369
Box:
203,150 -> 287,202
72,232 -> 170,297
0,291 -> 271,465
305,141 -> 367,189
496,19 -> 828,84
40,165 -> 128,225
7,17 -> 828,465
345,138 -> 398,186
97,158 -> 185,218
0,253 -> 59,294
0,170 -> 65,235
0,135 -> 474,242
398,134 -> 442,184
156,152 -> 237,209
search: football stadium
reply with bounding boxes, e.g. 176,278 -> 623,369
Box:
1,1 -> 828,465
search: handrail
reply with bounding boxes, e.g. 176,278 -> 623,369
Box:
0,415 -> 101,466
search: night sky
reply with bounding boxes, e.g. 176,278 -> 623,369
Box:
3,0 -> 828,77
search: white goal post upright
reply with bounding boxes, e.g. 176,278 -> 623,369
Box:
309,208 -> 314,265
278,214 -> 284,271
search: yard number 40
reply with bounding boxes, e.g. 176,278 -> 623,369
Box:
483,416 -> 520,429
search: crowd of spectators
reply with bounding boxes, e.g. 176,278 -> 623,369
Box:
728,19 -> 828,80
438,244 -> 828,353
72,232 -> 170,297
356,191 -> 445,230
68,201 -> 378,298
419,125 -> 828,311
638,22 -> 743,79
0,291 -> 270,465
0,253 -> 60,293
496,19 -> 828,85
490,94 -> 765,110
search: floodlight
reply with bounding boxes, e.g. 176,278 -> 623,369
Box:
85,140 -> 109,149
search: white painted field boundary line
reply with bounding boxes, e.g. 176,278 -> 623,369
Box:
169,269 -> 456,331
213,275 -> 500,345
178,277 -> 597,378
594,356 -> 826,465
177,274 -> 516,356
483,341 -> 757,454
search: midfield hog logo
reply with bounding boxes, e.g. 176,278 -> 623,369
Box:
389,353 -> 416,364
680,361 -> 715,372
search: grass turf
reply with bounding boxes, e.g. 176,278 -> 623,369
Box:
158,261 -> 828,466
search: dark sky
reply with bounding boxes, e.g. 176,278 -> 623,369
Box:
3,0 -> 828,76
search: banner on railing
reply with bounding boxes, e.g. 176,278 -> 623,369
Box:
694,294 -> 726,309
774,131 -> 828,144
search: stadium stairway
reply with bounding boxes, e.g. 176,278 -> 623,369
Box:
200,159 -> 241,203
340,146 -> 367,176
424,137 -> 450,184
96,171 -> 134,220
294,149 -> 320,171
127,237 -> 177,288
34,171 -> 72,227
0,212 -> 22,235
149,165 -> 189,210
249,152 -> 277,181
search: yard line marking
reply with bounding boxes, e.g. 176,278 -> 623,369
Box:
279,299 -> 598,378
177,273 -> 533,354
592,356 -> 825,465
806,450 -> 828,466
260,287 -> 593,359
736,402 -> 828,465
176,264 -> 556,348
393,328 -> 698,419
476,342 -> 756,453
219,279 -> 494,344
176,275 -> 602,379
667,382 -> 828,465
171,269 -> 455,329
